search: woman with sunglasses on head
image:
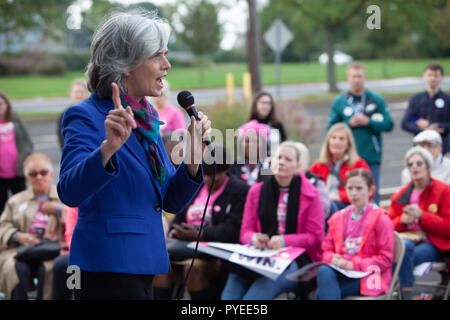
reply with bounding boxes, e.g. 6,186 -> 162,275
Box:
0,91 -> 33,216
389,146 -> 450,300
0,153 -> 66,300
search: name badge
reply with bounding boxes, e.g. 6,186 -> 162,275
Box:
435,98 -> 445,109
343,107 -> 353,117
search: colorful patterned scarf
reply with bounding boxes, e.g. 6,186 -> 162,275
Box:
120,92 -> 166,186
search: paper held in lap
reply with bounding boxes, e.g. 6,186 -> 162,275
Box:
286,261 -> 372,282
187,242 -> 305,280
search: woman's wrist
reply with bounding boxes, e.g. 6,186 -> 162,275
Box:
185,163 -> 199,178
100,140 -> 116,168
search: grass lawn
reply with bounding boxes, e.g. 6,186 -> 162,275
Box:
1,58 -> 449,99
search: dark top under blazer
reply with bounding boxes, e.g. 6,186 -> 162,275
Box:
57,92 -> 203,275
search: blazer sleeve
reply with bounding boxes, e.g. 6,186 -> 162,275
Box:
162,161 -> 203,214
351,214 -> 394,273
57,105 -> 119,207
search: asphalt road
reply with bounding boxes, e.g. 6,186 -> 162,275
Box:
13,76 -> 450,113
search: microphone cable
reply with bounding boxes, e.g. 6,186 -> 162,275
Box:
180,157 -> 216,298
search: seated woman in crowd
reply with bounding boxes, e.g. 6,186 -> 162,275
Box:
315,169 -> 394,300
294,142 -> 331,220
247,91 -> 287,149
153,145 -> 250,300
229,120 -> 271,186
389,146 -> 450,300
0,153 -> 66,300
221,141 -> 324,300
310,123 -> 371,214
401,130 -> 450,185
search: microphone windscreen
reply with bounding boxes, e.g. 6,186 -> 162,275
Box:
177,90 -> 195,109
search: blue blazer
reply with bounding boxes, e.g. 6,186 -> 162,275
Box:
57,93 -> 203,275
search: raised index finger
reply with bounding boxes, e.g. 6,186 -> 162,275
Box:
111,82 -> 123,110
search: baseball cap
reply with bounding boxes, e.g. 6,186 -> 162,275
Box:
413,130 -> 442,145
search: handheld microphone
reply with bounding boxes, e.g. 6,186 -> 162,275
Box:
176,91 -> 217,295
177,90 -> 212,147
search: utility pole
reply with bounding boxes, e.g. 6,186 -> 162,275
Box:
247,0 -> 262,95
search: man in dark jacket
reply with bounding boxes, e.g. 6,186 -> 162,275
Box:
402,62 -> 450,155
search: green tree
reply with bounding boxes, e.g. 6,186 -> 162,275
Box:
0,0 -> 72,50
174,0 -> 223,83
284,0 -> 369,92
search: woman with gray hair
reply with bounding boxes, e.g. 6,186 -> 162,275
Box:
389,146 -> 450,299
57,10 -> 211,299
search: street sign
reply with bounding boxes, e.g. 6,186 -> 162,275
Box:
263,19 -> 294,100
263,19 -> 293,53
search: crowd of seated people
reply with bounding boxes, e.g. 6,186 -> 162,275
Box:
1,60 -> 449,301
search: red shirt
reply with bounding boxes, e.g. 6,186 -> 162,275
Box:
310,158 -> 371,204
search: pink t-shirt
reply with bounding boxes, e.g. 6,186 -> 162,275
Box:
0,121 -> 19,178
342,204 -> 373,260
186,176 -> 230,226
158,105 -> 186,133
276,188 -> 289,235
407,188 -> 424,232
65,207 -> 78,250
29,195 -> 50,238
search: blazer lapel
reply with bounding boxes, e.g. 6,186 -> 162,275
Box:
91,93 -> 163,195
124,132 -> 162,190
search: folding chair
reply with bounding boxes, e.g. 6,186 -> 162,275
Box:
344,231 -> 405,300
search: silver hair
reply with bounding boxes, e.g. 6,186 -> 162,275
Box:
274,141 -> 301,162
405,146 -> 433,171
86,10 -> 171,99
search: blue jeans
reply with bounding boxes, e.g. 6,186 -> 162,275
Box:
398,240 -> 444,287
221,261 -> 299,300
367,162 -> 380,205
315,265 -> 361,300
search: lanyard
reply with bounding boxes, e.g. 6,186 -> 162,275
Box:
347,94 -> 366,114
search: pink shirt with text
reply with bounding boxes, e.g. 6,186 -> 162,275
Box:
0,121 -> 18,178
186,176 -> 230,226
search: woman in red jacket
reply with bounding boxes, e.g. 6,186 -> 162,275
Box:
389,146 -> 450,300
310,123 -> 370,215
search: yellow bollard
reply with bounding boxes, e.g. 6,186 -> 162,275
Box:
243,72 -> 252,103
226,73 -> 234,107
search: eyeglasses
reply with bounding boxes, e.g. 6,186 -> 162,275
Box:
28,170 -> 49,178
407,161 -> 424,168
